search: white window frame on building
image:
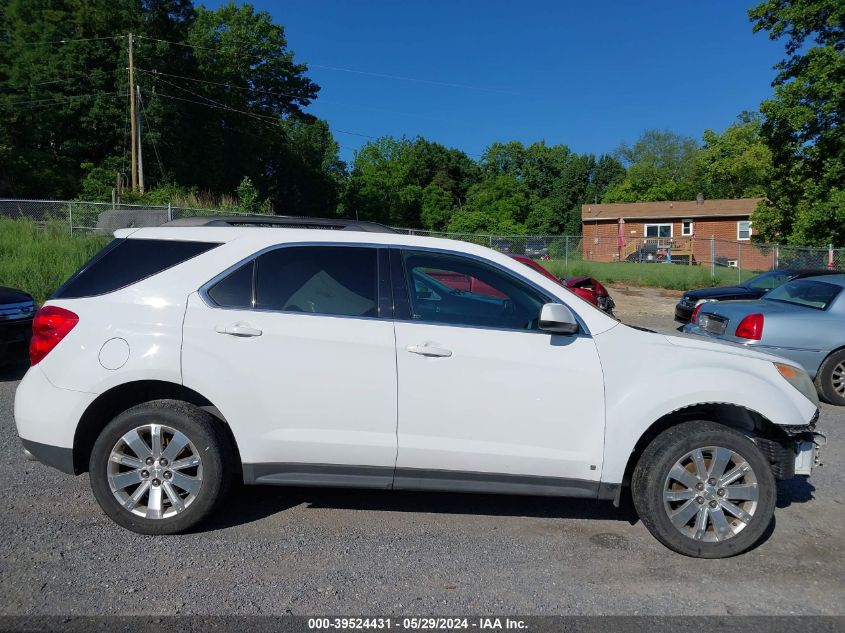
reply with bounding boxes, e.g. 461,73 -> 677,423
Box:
681,219 -> 694,236
737,220 -> 752,241
644,223 -> 673,238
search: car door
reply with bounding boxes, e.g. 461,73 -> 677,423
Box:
391,248 -> 606,495
182,244 -> 398,487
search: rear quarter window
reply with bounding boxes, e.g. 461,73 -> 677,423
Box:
53,238 -> 220,299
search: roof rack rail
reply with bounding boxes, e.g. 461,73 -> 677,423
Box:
162,215 -> 398,234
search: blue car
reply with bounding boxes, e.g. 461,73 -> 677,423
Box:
683,274 -> 845,405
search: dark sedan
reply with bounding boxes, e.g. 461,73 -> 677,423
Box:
0,286 -> 37,364
674,269 -> 838,324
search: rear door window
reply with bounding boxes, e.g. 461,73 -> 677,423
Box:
254,246 -> 379,318
206,261 -> 254,308
53,239 -> 219,299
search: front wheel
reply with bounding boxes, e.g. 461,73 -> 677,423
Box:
815,348 -> 845,406
632,421 -> 776,558
89,400 -> 228,534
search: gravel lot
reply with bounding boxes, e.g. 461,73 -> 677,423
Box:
1,288 -> 843,616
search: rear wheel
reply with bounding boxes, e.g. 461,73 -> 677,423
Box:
89,400 -> 228,534
632,421 -> 775,558
814,349 -> 845,406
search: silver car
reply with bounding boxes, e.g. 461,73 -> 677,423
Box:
684,274 -> 845,405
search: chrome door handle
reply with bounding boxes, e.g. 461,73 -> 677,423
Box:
406,344 -> 452,358
215,323 -> 263,337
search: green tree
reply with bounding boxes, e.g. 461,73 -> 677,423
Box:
695,113 -> 773,199
420,183 -> 456,232
235,176 -> 267,213
344,136 -> 477,229
603,130 -> 699,202
448,174 -> 530,234
0,0 -> 343,217
265,118 -> 345,217
478,141 -> 604,235
0,0 -> 141,197
748,0 -> 845,245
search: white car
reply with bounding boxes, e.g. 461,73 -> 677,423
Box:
15,216 -> 824,558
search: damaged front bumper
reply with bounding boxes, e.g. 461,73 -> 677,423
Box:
793,435 -> 825,476
755,412 -> 825,479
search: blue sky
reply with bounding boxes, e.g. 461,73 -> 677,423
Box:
206,1 -> 784,163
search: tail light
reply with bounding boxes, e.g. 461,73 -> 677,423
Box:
29,306 -> 79,365
735,313 -> 764,340
690,303 -> 704,324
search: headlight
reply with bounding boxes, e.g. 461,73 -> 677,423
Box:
775,362 -> 819,405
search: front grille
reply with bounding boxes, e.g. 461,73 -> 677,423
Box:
0,300 -> 36,322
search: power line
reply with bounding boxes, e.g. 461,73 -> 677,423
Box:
16,35 -> 126,46
135,34 -> 213,51
148,75 -> 281,127
151,90 -> 380,141
151,91 -> 282,125
136,86 -> 166,179
135,68 -> 313,103
135,67 -> 458,123
309,64 -> 521,96
331,128 -> 378,139
5,90 -> 127,109
134,34 -> 517,95
145,75 -> 380,140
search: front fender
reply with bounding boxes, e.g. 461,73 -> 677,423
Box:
594,326 -> 817,484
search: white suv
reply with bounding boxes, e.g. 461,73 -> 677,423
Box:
15,216 -> 824,558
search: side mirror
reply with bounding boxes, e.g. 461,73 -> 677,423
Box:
539,303 -> 579,335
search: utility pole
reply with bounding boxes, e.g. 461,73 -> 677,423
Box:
128,33 -> 138,192
136,84 -> 145,194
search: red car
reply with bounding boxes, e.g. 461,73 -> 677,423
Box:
423,255 -> 615,315
509,255 -> 615,315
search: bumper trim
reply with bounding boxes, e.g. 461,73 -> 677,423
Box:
20,438 -> 75,474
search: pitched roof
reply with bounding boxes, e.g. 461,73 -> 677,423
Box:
581,198 -> 763,221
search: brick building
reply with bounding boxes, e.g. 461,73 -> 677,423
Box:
580,197 -> 774,270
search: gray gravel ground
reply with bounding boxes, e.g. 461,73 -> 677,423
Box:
0,301 -> 843,616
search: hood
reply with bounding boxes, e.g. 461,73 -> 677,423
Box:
683,285 -> 762,301
664,332 -> 796,365
0,286 -> 34,304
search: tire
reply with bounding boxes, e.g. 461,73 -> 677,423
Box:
631,421 -> 776,558
814,348 -> 845,406
89,399 -> 229,535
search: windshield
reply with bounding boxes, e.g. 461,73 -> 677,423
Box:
744,271 -> 792,290
764,279 -> 842,310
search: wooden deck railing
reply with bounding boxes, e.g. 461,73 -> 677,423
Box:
620,237 -> 695,262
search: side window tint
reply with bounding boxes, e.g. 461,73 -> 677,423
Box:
207,261 -> 253,308
255,246 -> 378,317
400,250 -> 547,330
53,239 -> 219,299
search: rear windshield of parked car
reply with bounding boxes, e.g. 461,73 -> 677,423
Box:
745,271 -> 793,290
764,279 -> 842,310
53,238 -> 219,299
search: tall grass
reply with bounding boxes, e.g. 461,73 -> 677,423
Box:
0,219 -> 109,303
543,260 -> 755,290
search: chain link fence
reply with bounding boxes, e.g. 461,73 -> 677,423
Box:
3,199 -> 844,279
0,199 -> 266,235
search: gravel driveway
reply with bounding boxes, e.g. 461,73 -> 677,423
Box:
1,292 -> 843,616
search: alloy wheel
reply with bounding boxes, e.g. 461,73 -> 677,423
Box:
107,423 -> 203,519
662,446 -> 759,542
832,361 -> 845,396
